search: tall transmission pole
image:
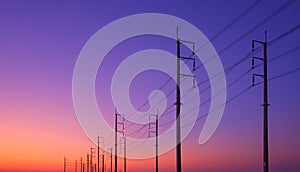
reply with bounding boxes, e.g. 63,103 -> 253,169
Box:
176,29 -> 196,172
176,35 -> 182,172
252,31 -> 269,172
149,113 -> 159,172
115,110 -> 125,172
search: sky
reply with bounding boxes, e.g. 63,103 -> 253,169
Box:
0,0 -> 300,172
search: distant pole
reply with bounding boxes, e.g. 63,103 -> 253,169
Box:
124,137 -> 126,172
90,147 -> 96,172
64,156 -> 67,172
252,31 -> 269,172
176,38 -> 182,172
91,148 -> 93,172
115,110 -> 125,172
115,111 -> 118,172
83,163 -> 85,172
81,158 -> 83,172
110,148 -> 113,172
87,154 -> 90,172
102,155 -> 105,172
98,136 -> 100,172
75,160 -> 77,172
155,114 -> 158,172
149,113 -> 159,172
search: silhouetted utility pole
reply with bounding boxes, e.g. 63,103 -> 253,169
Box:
110,148 -> 112,172
120,135 -> 126,172
98,137 -> 100,172
87,154 -> 90,172
81,158 -> 83,172
176,33 -> 182,172
155,116 -> 158,172
120,137 -> 126,172
102,155 -> 105,172
91,147 -> 96,172
252,31 -> 269,172
64,156 -> 67,172
149,113 -> 159,172
75,160 -> 78,172
103,148 -> 113,172
98,136 -> 104,172
115,111 -> 117,172
176,29 -> 196,172
115,110 -> 125,172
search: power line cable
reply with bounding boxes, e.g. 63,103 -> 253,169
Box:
269,67 -> 300,81
120,0 -> 265,125
194,0 -> 296,71
118,3 -> 298,142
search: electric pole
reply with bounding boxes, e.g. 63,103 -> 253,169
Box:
176,35 -> 182,172
98,136 -> 104,172
81,158 -> 83,172
102,155 -> 105,172
155,114 -> 158,172
119,137 -> 127,172
75,160 -> 78,172
149,113 -> 159,172
115,110 -> 125,172
176,29 -> 196,172
91,147 -> 96,172
119,136 -> 127,172
103,148 -> 113,172
110,148 -> 113,172
87,153 -> 90,172
252,31 -> 269,172
64,156 -> 67,172
122,137 -> 126,172
98,136 -> 100,172
115,111 -> 117,172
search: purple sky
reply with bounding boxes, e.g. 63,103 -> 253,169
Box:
0,0 -> 300,171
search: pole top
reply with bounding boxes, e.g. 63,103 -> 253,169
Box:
264,31 -> 267,43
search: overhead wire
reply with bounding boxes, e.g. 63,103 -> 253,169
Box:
159,24 -> 300,129
194,0 -> 296,71
123,22 -> 300,140
183,23 -> 300,107
269,67 -> 300,81
111,1 -> 299,147
121,0 -> 264,128
100,2 -> 300,155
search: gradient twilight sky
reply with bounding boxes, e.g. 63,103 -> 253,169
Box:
0,0 -> 300,172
